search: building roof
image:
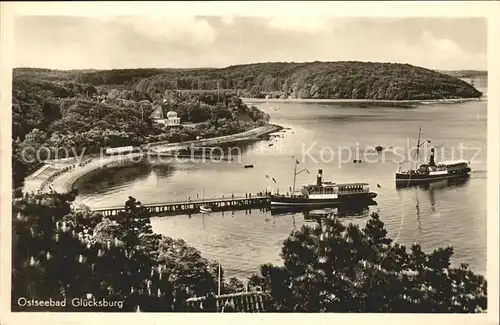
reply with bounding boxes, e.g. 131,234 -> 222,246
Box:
166,111 -> 178,117
150,106 -> 164,120
337,183 -> 370,186
304,182 -> 370,188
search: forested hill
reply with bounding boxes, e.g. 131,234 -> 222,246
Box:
11,68 -> 269,191
63,61 -> 483,100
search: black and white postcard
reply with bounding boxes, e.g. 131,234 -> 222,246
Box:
1,2 -> 498,325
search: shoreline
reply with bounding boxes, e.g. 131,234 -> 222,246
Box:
147,124 -> 282,152
144,124 -> 283,152
242,97 -> 485,105
22,124 -> 283,195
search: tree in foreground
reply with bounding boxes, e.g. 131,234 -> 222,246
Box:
12,193 -> 220,312
249,213 -> 487,313
12,192 -> 487,312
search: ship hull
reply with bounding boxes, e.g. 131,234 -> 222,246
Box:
270,193 -> 377,207
395,168 -> 471,185
270,200 -> 377,215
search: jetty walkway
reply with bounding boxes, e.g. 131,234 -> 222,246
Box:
91,195 -> 271,217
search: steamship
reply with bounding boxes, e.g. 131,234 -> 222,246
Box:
395,128 -> 471,185
270,163 -> 377,207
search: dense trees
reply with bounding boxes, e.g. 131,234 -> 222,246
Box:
249,213 -> 487,312
72,61 -> 483,100
12,78 -> 97,140
11,71 -> 269,192
16,63 -> 483,107
12,70 -> 270,146
12,193 -> 222,312
12,192 -> 488,312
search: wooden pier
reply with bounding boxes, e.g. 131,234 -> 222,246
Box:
90,195 -> 271,217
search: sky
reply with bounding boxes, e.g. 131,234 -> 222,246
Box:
13,16 -> 487,71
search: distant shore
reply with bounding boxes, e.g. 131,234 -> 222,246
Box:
242,97 -> 485,105
23,123 -> 283,195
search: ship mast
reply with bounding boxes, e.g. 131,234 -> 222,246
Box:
292,159 -> 298,197
291,157 -> 309,197
414,127 -> 432,170
415,127 -> 422,169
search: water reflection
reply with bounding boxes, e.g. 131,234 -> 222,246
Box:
74,161 -> 176,194
74,162 -> 151,194
416,190 -> 422,233
269,200 -> 378,221
396,177 -> 471,234
149,162 -> 175,178
395,176 -> 470,191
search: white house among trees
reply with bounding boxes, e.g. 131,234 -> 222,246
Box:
150,106 -> 181,127
166,111 -> 181,126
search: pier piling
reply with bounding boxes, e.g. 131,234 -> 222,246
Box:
91,195 -> 271,217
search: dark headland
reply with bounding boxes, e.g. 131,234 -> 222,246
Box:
15,61 -> 483,101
